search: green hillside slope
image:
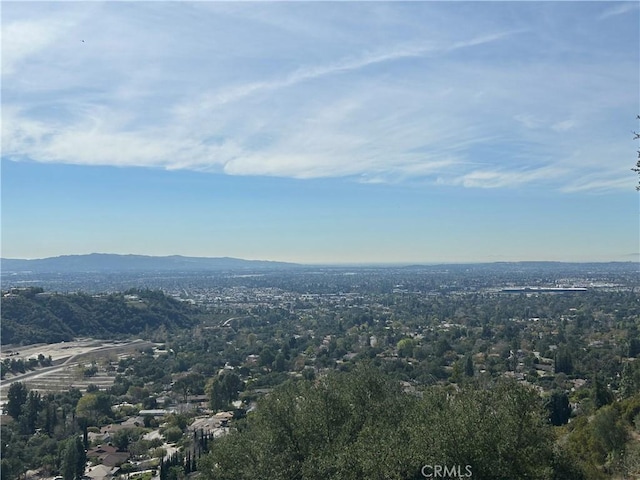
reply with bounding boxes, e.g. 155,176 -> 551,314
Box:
1,288 -> 198,345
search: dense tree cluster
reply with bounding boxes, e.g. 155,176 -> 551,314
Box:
61,437 -> 86,480
2,384 -> 84,479
199,365 -> 579,480
2,275 -> 640,479
1,288 -> 198,345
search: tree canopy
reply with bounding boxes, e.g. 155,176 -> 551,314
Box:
1,288 -> 198,345
199,365 -> 577,480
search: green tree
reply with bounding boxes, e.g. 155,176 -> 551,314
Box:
273,352 -> 286,372
208,372 -> 243,411
74,437 -> 86,479
592,374 -> 613,409
435,338 -> 451,356
61,437 -> 84,480
112,429 -> 131,451
464,354 -> 474,377
20,390 -> 42,434
259,346 -> 276,368
173,372 -> 205,402
554,347 -> 573,375
6,382 -> 28,420
621,361 -> 640,398
199,366 -> 568,480
167,465 -> 185,480
163,426 -> 183,444
75,392 -> 113,426
591,406 -> 627,458
545,390 -> 571,426
397,338 -> 415,358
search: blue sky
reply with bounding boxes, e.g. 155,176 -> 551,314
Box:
2,1 -> 639,264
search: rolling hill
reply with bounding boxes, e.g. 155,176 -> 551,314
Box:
1,253 -> 299,273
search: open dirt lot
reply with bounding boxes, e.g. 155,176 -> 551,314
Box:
1,339 -> 155,403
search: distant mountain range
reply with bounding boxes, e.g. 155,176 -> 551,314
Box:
1,253 -> 300,273
2,254 -> 637,275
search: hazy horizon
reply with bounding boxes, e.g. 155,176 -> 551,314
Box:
2,251 -> 638,266
2,2 -> 639,264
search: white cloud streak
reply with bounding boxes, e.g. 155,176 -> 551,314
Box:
1,19 -> 70,75
441,166 -> 568,189
1,2 -> 637,193
177,29 -> 518,118
598,2 -> 640,20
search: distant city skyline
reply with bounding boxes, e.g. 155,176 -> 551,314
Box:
2,2 -> 639,264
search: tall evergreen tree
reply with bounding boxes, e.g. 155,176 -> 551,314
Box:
21,390 -> 42,434
546,390 -> 571,426
61,439 -> 78,480
74,437 -> 87,479
464,355 -> 474,377
554,347 -> 573,374
6,382 -> 28,420
592,374 -> 613,409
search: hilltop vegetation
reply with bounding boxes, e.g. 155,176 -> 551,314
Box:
1,288 -> 198,345
6,363 -> 640,480
202,368 -> 640,480
2,264 -> 640,479
201,364 -> 566,480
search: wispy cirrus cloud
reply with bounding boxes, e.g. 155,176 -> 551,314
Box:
440,166 -> 568,189
2,19 -> 71,75
562,178 -> 636,194
598,2 -> 639,21
176,29 -> 519,118
1,2 -> 637,194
